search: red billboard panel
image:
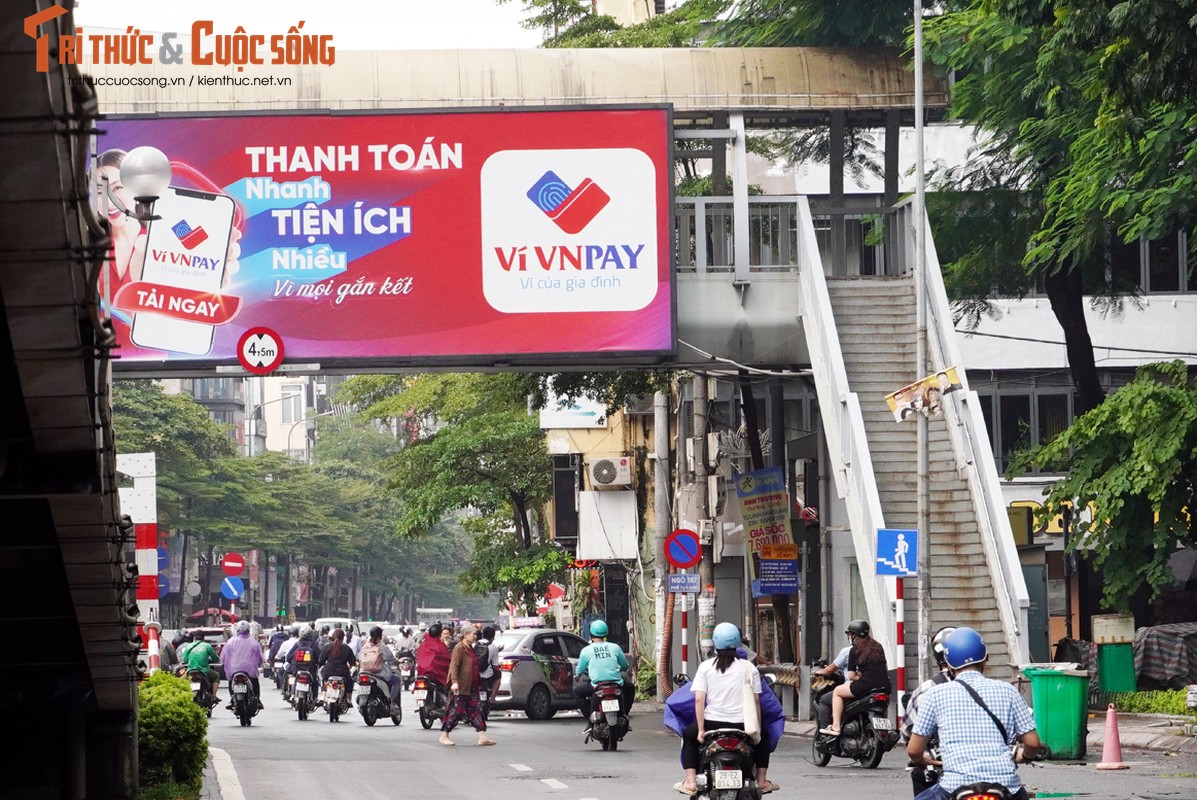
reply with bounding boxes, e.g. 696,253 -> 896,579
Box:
97,108 -> 674,370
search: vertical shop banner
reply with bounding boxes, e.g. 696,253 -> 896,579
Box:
98,107 -> 674,369
735,466 -> 795,592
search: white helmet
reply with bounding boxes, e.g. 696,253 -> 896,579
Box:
418,622 -> 427,631
234,620 -> 251,635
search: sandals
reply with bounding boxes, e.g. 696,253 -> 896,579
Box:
673,782 -> 697,795
438,736 -> 455,746
759,781 -> 780,794
818,727 -> 841,736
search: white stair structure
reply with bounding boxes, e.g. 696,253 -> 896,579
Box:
797,198 -> 1029,682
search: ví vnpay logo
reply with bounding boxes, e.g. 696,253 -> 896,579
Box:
481,149 -> 659,315
526,171 -> 610,235
172,220 -> 209,250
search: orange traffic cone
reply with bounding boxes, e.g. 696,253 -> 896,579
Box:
1096,703 -> 1128,770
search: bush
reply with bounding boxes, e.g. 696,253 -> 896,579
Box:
636,656 -> 657,701
1107,689 -> 1197,719
138,671 -> 208,790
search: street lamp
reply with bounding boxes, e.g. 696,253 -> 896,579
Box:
282,411 -> 335,462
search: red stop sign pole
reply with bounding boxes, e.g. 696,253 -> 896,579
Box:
222,553 -> 245,576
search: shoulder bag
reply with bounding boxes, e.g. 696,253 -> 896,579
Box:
956,679 -> 1009,743
741,660 -> 762,743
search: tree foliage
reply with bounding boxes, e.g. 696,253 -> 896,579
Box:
1012,361 -> 1197,612
496,0 -> 591,37
925,2 -> 1197,413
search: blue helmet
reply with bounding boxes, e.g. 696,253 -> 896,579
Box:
590,619 -> 609,638
712,622 -> 741,650
942,627 -> 988,670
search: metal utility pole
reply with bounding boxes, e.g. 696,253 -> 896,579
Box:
694,376 -> 715,659
914,0 -> 933,686
654,390 -> 671,700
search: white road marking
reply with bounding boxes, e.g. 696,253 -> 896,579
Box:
209,748 -> 246,800
511,763 -> 534,772
541,778 -> 569,790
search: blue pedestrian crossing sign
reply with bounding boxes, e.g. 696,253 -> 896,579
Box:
876,528 -> 917,576
221,575 -> 245,600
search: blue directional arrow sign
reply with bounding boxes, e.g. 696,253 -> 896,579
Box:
220,575 -> 245,600
876,528 -> 917,576
158,575 -> 171,598
157,547 -> 169,572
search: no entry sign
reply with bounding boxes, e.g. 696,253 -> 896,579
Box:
221,552 -> 245,576
664,528 -> 702,569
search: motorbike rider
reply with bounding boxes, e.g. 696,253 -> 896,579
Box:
573,619 -> 633,733
902,627 -> 957,795
674,622 -> 774,796
393,626 -> 415,653
316,627 -> 358,705
907,627 -> 1041,800
286,625 -> 321,688
358,625 -> 402,705
267,625 -> 290,664
820,619 -> 891,736
812,642 -> 853,728
416,621 -> 452,688
317,625 -> 332,651
221,619 -> 265,711
180,631 -> 221,702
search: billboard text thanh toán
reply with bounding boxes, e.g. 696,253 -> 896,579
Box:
95,107 -> 675,371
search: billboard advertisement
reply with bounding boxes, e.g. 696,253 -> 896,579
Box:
96,107 -> 674,370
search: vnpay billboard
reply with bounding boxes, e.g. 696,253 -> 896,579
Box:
98,108 -> 674,370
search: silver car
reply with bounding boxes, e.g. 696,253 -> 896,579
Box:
490,628 -> 588,720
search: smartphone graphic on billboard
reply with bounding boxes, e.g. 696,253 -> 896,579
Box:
131,187 -> 235,355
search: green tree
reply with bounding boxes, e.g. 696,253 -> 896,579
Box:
1012,361 -> 1197,620
111,380 -> 234,525
340,373 -> 566,610
924,2 -> 1197,413
496,0 -> 591,38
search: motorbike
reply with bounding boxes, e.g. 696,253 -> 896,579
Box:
229,670 -> 259,727
291,669 -> 319,721
273,655 -> 288,690
395,650 -> 417,690
355,671 -> 402,726
413,675 -> 449,729
946,745 -> 1049,800
810,663 -> 900,769
322,675 -> 351,722
689,728 -> 761,800
183,668 -> 219,717
583,680 -> 629,751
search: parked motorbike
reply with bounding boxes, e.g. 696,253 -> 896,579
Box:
583,680 -> 629,751
413,675 -> 449,729
229,671 -> 259,727
322,675 -> 351,723
395,650 -> 416,690
689,729 -> 761,800
355,671 -> 402,726
292,670 -> 319,721
810,663 -> 900,769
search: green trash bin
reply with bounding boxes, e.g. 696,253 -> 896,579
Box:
1097,643 -> 1136,693
1022,666 -> 1088,759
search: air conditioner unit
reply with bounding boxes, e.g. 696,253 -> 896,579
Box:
588,457 -> 633,487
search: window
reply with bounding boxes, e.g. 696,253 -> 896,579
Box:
998,395 -> 1032,472
280,384 -> 303,424
847,562 -> 868,624
1109,236 -> 1142,292
1037,394 -> 1070,447
1148,232 -> 1181,292
561,635 -> 586,659
532,635 -> 563,658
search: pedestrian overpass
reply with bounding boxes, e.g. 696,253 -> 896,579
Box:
0,9 -> 1027,796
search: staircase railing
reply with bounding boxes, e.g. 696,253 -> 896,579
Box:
892,198 -> 1031,667
795,197 -> 897,661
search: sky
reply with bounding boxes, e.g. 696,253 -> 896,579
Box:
72,0 -> 545,50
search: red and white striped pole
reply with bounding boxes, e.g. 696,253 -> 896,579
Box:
145,621 -> 161,674
681,603 -> 689,675
118,453 -> 159,645
895,577 -> 906,717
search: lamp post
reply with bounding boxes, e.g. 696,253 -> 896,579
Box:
286,409 -> 338,463
96,145 -> 171,319
245,383 -> 303,456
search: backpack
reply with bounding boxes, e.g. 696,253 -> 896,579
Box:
359,641 -> 384,673
474,639 -> 491,674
